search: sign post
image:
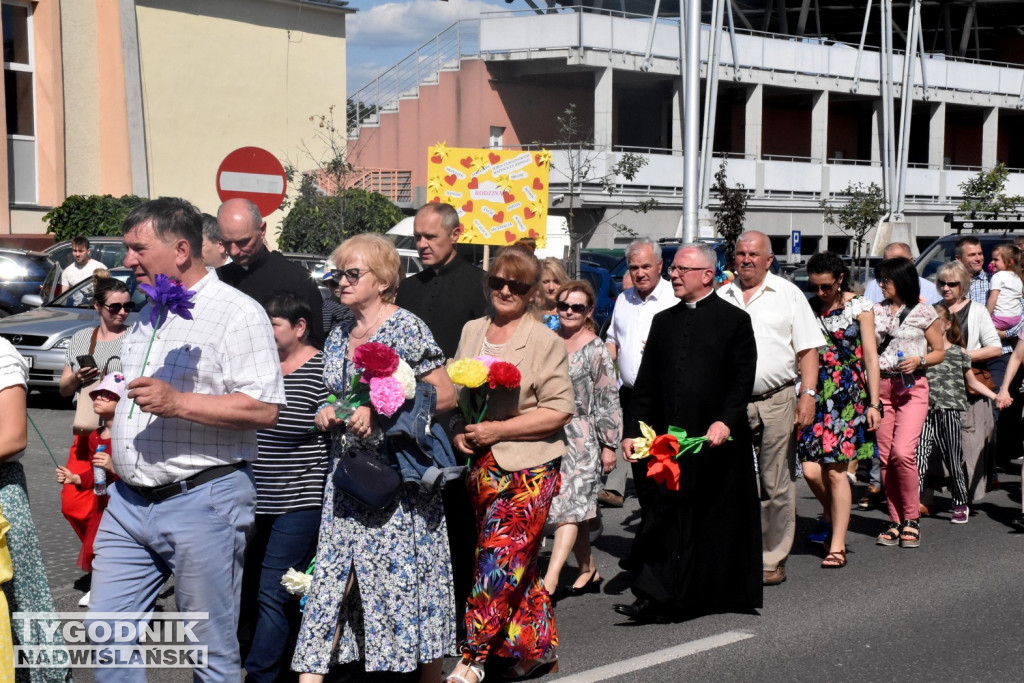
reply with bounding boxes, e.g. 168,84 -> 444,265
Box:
791,230 -> 802,264
216,147 -> 288,217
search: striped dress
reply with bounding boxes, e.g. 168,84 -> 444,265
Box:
254,354 -> 330,514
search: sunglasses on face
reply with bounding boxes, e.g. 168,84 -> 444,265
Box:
938,280 -> 961,289
487,276 -> 532,296
329,268 -> 370,285
556,301 -> 588,314
100,302 -> 136,314
810,282 -> 837,293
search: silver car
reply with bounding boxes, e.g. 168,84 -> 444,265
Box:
0,268 -> 145,389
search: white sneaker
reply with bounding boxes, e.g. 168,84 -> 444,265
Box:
78,591 -> 90,607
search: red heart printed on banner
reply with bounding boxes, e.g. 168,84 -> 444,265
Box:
493,211 -> 505,223
462,200 -> 473,212
460,156 -> 473,168
504,230 -> 516,243
535,154 -> 544,166
502,191 -> 515,203
431,154 -> 442,163
533,178 -> 544,190
430,196 -> 441,203
468,177 -> 479,189
444,174 -> 457,186
528,229 -> 540,239
524,208 -> 535,219
489,152 -> 501,165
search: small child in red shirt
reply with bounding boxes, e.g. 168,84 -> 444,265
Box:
56,373 -> 124,604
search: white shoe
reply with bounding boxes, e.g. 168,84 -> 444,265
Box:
78,591 -> 90,607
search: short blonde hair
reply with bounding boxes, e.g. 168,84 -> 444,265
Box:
935,260 -> 971,294
540,257 -> 568,285
331,233 -> 402,303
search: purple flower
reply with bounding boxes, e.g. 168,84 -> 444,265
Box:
138,274 -> 196,328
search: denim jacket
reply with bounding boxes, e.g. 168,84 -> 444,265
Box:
380,381 -> 464,491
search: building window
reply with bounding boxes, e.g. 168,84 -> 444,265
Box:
3,1 -> 36,205
489,126 -> 505,149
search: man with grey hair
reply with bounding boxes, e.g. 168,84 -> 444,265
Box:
600,237 -> 678,517
614,243 -> 760,622
863,242 -> 940,304
719,231 -> 824,587
216,197 -> 324,346
200,213 -> 230,269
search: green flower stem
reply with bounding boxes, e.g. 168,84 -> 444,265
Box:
127,307 -> 164,419
26,414 -> 60,467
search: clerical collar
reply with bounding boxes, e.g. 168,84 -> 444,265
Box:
239,246 -> 270,272
432,253 -> 463,276
684,289 -> 714,309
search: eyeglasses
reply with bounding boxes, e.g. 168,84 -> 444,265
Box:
487,276 -> 532,296
100,302 -> 136,315
668,265 -> 710,274
329,268 -> 370,285
556,301 -> 588,314
810,282 -> 837,293
879,278 -> 892,286
938,280 -> 961,289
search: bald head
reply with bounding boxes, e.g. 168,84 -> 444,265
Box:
217,198 -> 267,267
883,242 -> 912,260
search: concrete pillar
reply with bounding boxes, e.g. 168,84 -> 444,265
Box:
594,67 -> 614,151
671,79 -> 683,152
811,90 -> 828,163
928,101 -> 946,169
871,99 -> 883,165
982,107 -> 999,168
744,83 -> 763,159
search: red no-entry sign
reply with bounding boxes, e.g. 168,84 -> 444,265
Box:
216,147 -> 288,217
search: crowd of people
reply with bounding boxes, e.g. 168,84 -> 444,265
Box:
1,196 -> 1023,682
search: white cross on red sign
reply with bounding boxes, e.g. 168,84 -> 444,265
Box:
216,146 -> 288,217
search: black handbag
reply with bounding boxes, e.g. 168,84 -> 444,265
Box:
333,449 -> 401,511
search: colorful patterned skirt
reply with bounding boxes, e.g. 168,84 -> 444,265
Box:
462,451 -> 560,662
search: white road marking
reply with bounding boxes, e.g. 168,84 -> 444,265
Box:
553,630 -> 755,682
219,171 -> 284,194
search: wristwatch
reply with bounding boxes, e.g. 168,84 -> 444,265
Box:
919,356 -> 927,368
869,402 -> 884,416
800,388 -> 816,398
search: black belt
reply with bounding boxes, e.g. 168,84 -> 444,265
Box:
881,370 -> 923,379
751,378 -> 796,402
127,462 -> 247,503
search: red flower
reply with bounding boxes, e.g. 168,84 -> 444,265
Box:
488,362 -> 522,389
649,434 -> 680,459
647,457 -> 681,491
352,342 -> 400,378
812,423 -> 824,437
841,441 -> 856,458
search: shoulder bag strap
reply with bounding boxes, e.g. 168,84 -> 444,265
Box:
876,306 -> 911,358
87,326 -> 99,355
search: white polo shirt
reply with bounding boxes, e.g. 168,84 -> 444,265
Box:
605,277 -> 679,388
719,271 -> 825,395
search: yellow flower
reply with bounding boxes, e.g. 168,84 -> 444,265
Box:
448,359 -> 489,388
430,141 -> 450,162
631,421 -> 658,460
534,149 -> 552,167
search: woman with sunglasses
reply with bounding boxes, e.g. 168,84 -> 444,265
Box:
56,270 -> 130,603
796,253 -> 880,569
933,260 -> 1001,506
446,245 -> 573,683
872,257 -> 945,549
293,234 -> 458,683
542,280 -> 621,598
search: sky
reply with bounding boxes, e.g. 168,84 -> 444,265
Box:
345,0 -> 513,95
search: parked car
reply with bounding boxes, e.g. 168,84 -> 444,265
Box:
0,249 -> 52,317
916,231 -> 1023,281
44,237 -> 128,271
579,262 -> 620,334
0,268 -> 144,389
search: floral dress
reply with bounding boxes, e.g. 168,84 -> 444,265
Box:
797,295 -> 878,464
291,309 -> 456,674
548,337 -> 622,524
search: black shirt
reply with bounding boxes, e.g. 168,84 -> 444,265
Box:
395,255 -> 489,358
217,249 -> 325,347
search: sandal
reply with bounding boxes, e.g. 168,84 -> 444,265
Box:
876,521 -> 900,546
821,549 -> 847,569
900,519 -> 921,548
503,648 -> 558,679
447,657 -> 485,683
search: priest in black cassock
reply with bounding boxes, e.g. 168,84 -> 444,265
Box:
613,243 -> 763,623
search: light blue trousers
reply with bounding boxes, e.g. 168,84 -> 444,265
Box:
88,466 -> 256,682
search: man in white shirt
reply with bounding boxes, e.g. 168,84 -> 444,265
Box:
59,236 -> 105,290
719,231 -> 825,587
863,242 -> 941,304
600,238 -> 679,511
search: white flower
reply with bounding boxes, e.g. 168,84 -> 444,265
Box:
281,568 -> 312,595
394,359 -> 416,399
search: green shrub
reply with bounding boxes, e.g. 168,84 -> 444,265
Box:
44,194 -> 148,242
277,179 -> 403,255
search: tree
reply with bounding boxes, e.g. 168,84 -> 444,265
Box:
819,182 -> 887,266
278,184 -> 402,255
711,161 -> 747,268
958,163 -> 1024,218
43,194 -> 148,241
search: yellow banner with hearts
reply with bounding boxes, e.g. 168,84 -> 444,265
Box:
426,143 -> 551,247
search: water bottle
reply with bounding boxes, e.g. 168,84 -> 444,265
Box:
896,351 -> 916,389
327,394 -> 354,421
93,445 -> 107,497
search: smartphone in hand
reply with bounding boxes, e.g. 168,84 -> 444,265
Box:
76,354 -> 98,370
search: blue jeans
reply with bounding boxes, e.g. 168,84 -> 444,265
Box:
243,509 -> 321,682
89,466 -> 256,683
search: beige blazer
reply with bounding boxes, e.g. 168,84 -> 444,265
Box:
455,314 -> 574,471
